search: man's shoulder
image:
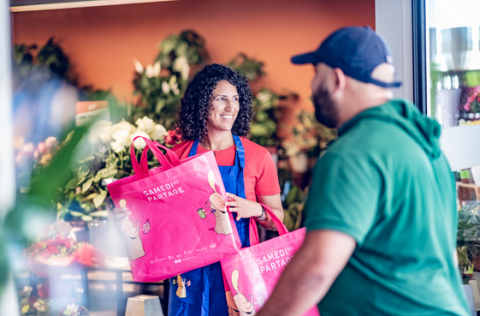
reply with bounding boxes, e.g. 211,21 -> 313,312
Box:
329,119 -> 411,156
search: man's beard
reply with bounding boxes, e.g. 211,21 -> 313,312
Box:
312,88 -> 339,128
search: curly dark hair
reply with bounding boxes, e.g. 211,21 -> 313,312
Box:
175,63 -> 253,140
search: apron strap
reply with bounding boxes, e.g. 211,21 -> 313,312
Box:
232,135 -> 245,169
188,139 -> 200,157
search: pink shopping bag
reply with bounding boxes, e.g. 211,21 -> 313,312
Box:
220,206 -> 320,316
107,137 -> 242,282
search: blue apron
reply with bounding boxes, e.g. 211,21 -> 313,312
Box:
168,135 -> 250,316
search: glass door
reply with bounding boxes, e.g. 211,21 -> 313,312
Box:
427,0 -> 480,127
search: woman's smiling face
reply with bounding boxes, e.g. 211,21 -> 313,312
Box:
206,80 -> 240,133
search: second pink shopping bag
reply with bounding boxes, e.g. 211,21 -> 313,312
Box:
107,137 -> 242,282
220,206 -> 320,316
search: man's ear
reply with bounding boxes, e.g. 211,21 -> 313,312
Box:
332,68 -> 346,95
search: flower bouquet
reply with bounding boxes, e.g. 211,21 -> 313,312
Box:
25,220 -> 105,276
58,303 -> 89,316
20,286 -> 50,316
57,116 -> 175,221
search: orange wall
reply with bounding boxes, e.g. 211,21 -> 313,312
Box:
12,0 -> 375,110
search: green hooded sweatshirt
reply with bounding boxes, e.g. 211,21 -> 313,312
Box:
305,99 -> 470,316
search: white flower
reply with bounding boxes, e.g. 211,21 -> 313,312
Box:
111,130 -> 131,153
153,61 -> 161,76
112,120 -> 136,134
169,76 -> 179,95
162,81 -> 170,94
133,58 -> 144,73
130,131 -> 151,150
45,136 -> 58,151
23,286 -> 32,296
150,124 -> 167,142
88,120 -> 113,144
173,56 -> 190,80
145,64 -> 156,78
136,116 -> 155,134
171,82 -> 180,95
34,301 -> 47,312
256,91 -> 272,103
66,303 -> 79,314
111,141 -> 126,153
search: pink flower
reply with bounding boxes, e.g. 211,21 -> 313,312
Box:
47,245 -> 59,255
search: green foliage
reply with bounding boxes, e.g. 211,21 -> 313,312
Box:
465,71 -> 480,87
281,183 -> 308,232
281,110 -> 337,158
13,38 -> 74,84
132,30 -> 209,129
36,38 -> 71,81
456,203 -> 480,272
156,30 -> 210,70
227,53 -> 266,81
226,53 -> 280,146
250,89 -> 280,147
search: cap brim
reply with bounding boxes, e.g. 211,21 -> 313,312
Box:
370,78 -> 403,88
291,52 -> 319,65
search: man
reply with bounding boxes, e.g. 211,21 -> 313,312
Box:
257,26 -> 470,316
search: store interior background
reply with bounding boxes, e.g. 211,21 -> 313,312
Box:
7,1 -> 380,315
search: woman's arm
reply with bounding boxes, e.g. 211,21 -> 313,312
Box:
256,194 -> 283,231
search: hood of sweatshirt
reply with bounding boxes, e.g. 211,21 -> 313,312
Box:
338,99 -> 442,159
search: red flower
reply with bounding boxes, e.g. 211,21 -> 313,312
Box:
39,281 -> 50,298
65,239 -> 71,249
165,130 -> 182,146
47,245 -> 59,255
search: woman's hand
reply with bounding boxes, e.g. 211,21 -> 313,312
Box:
225,193 -> 263,221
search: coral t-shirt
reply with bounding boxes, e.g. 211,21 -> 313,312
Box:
172,137 -> 280,202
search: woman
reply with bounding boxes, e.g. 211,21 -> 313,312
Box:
116,64 -> 283,315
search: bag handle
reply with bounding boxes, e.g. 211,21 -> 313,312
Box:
130,137 -> 179,179
249,204 -> 289,245
139,140 -> 180,174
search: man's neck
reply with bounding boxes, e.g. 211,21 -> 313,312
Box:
201,130 -> 234,151
337,88 -> 392,128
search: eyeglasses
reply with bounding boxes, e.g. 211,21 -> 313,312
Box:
211,95 -> 240,104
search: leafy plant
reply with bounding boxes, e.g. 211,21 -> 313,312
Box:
456,203 -> 480,275
281,181 -> 308,231
249,89 -> 280,147
227,53 -> 266,81
13,38 -> 75,85
132,30 -> 209,129
56,117 -> 167,221
281,110 -> 337,158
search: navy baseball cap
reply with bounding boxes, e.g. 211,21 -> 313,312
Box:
291,26 -> 402,88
